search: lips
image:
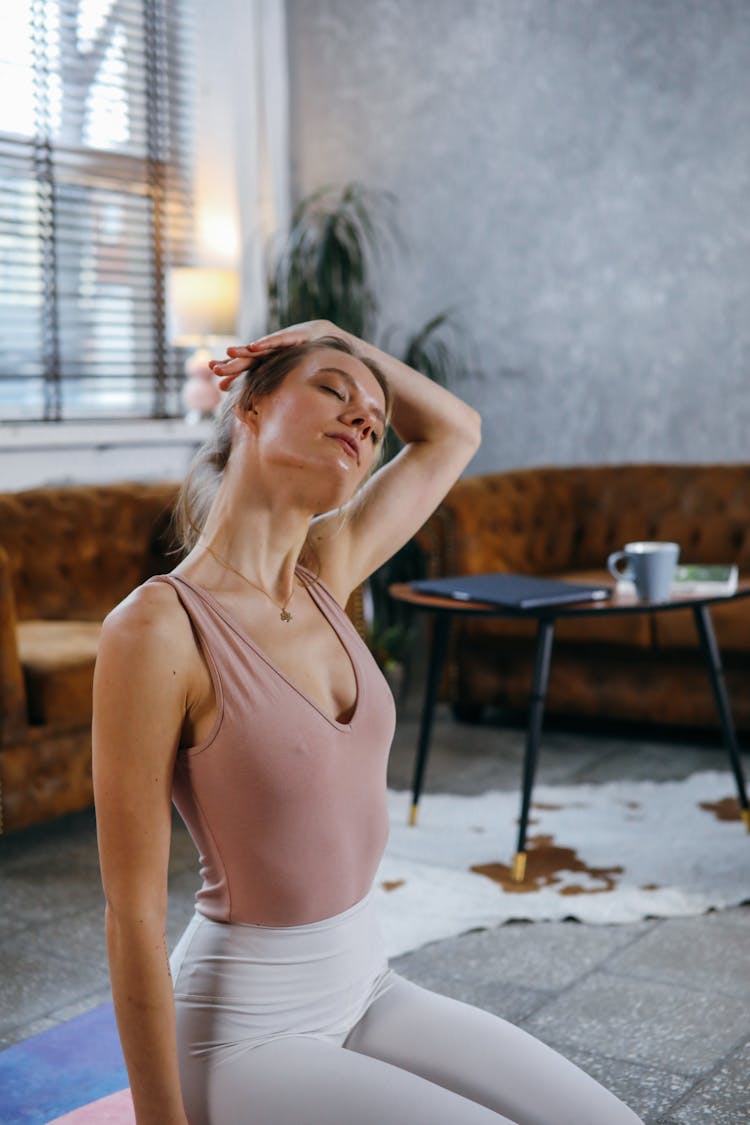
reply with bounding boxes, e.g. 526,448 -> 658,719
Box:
327,433 -> 359,463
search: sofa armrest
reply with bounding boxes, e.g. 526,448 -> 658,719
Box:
0,546 -> 28,742
415,471 -> 578,576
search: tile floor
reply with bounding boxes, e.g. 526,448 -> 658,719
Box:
1,682 -> 749,1125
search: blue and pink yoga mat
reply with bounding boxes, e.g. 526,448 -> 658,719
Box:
0,1003 -> 133,1124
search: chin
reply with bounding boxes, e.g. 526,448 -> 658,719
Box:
292,451 -> 366,513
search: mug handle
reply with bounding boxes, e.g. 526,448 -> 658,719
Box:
607,550 -> 632,581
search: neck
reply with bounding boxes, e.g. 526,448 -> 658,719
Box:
188,475 -> 313,603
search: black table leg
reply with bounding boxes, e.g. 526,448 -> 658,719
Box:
409,613 -> 451,826
513,618 -> 556,881
692,604 -> 750,831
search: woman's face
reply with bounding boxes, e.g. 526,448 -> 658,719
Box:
243,348 -> 388,505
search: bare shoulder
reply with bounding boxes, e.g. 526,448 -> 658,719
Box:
99,578 -> 195,673
94,580 -> 193,888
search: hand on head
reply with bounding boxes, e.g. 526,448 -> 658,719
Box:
208,320 -> 338,391
208,345 -> 267,391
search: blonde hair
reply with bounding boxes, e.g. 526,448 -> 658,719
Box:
172,336 -> 392,556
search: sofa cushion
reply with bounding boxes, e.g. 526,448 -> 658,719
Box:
454,636 -> 750,728
17,621 -> 101,726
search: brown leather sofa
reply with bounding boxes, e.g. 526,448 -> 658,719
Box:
0,481 -> 179,833
414,464 -> 750,733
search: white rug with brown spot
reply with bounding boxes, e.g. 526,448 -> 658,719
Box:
375,771 -> 749,957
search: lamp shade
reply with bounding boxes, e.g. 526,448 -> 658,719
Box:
168,267 -> 239,344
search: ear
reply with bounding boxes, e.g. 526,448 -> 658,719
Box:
232,397 -> 259,430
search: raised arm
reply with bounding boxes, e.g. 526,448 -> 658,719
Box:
213,320 -> 481,599
326,328 -> 481,589
93,585 -> 193,1125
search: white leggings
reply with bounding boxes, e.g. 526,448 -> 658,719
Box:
170,890 -> 643,1125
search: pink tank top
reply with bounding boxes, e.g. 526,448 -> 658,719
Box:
147,566 -> 396,925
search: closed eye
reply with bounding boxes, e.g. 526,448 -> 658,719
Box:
321,385 -> 345,400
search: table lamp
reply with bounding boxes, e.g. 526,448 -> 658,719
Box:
168,267 -> 239,421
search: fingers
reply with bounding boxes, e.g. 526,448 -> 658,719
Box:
207,354 -> 250,369
207,343 -> 275,391
208,345 -> 266,369
207,322 -> 326,393
207,354 -> 248,391
216,373 -> 240,391
208,333 -> 301,390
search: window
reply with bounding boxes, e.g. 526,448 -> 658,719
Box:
0,0 -> 194,422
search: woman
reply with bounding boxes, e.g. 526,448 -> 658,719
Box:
93,321 -> 643,1125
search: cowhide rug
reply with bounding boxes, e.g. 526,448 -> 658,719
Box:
375,770 -> 749,957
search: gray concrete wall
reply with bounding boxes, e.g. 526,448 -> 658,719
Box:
286,0 -> 750,473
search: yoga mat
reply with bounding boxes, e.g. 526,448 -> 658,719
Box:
0,1004 -> 127,1125
45,1089 -> 133,1124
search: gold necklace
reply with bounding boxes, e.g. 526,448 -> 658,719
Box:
203,543 -> 298,623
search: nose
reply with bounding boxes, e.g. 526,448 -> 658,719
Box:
341,406 -> 375,440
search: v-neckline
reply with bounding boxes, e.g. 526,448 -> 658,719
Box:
169,568 -> 360,731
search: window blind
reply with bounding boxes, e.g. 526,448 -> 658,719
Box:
0,0 -> 194,422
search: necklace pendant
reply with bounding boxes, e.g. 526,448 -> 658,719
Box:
280,608 -> 293,623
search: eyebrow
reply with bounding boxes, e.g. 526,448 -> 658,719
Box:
317,367 -> 387,427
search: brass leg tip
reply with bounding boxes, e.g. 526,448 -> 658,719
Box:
742,808 -> 750,833
511,852 -> 527,883
409,804 -> 419,827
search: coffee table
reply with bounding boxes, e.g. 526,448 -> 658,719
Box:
388,579 -> 750,882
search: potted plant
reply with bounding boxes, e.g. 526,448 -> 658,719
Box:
267,182 -> 396,338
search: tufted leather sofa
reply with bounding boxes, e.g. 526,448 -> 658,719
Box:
0,482 -> 180,833
413,464 -> 750,732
